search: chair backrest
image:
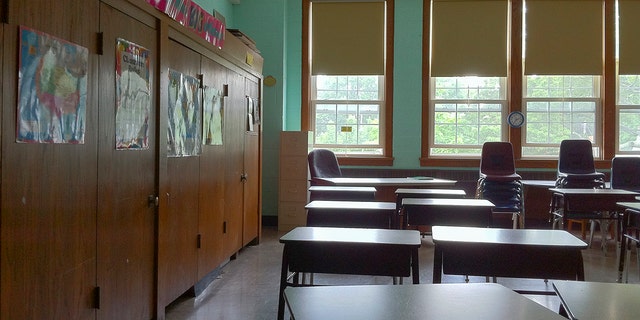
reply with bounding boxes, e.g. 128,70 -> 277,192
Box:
558,139 -> 597,175
611,156 -> 640,191
308,149 -> 342,179
480,142 -> 517,177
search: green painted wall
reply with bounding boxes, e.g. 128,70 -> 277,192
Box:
202,0 -> 427,217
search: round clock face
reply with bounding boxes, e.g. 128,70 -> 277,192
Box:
507,111 -> 525,128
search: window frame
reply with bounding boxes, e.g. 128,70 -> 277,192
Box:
428,76 -> 509,158
302,0 -> 394,166
521,75 -> 603,159
310,75 -> 385,154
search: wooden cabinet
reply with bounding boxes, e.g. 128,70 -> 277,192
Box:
0,1 -> 263,319
278,131 -> 312,231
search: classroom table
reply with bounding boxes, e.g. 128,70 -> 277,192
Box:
553,280 -> 640,320
549,188 -> 639,254
277,227 -> 421,320
395,188 -> 466,207
283,283 -> 567,320
431,226 -> 588,293
400,198 -> 494,230
304,200 -> 396,229
308,186 -> 377,201
616,201 -> 640,283
314,177 -> 457,201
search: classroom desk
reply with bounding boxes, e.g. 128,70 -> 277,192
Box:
277,227 -> 421,320
308,186 -> 376,201
395,188 -> 466,208
432,226 -> 588,291
549,188 -> 639,254
549,188 -> 638,228
553,280 -> 640,320
616,201 -> 640,283
314,177 -> 457,201
283,283 -> 567,320
304,200 -> 396,229
400,198 -> 494,230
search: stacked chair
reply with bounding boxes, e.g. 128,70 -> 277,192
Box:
611,156 -> 640,280
476,142 -> 523,229
550,139 -> 607,248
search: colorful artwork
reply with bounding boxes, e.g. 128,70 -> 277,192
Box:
115,39 -> 151,150
146,0 -> 225,48
203,86 -> 223,145
167,69 -> 201,157
17,26 -> 88,144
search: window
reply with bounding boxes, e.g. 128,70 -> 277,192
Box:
617,75 -> 640,152
425,0 -> 508,158
522,75 -> 601,157
617,0 -> 640,154
305,0 -> 391,160
312,75 -> 384,155
430,77 -> 507,156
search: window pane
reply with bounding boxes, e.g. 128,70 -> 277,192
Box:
430,77 -> 506,157
311,75 -> 383,154
619,108 -> 640,151
522,75 -> 600,157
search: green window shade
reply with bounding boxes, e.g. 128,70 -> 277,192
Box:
431,0 -> 508,77
619,0 -> 640,75
311,1 -> 385,75
525,0 -> 602,75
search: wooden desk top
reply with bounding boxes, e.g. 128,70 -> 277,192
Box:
284,283 -> 566,320
305,200 -> 396,211
279,227 -> 421,247
402,198 -> 494,208
549,188 -> 639,196
317,177 -> 457,187
553,280 -> 640,320
395,188 -> 466,197
432,226 -> 587,248
308,186 -> 377,192
617,201 -> 640,211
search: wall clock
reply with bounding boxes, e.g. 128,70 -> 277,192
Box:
507,111 -> 525,128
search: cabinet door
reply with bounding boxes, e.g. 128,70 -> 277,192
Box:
223,72 -> 245,257
97,3 -> 156,319
158,40 -> 201,308
243,132 -> 260,245
198,57 -> 227,278
1,1 -> 99,319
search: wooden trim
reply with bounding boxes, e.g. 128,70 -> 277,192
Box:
302,0 -> 394,166
384,0 -> 394,159
510,0 -> 523,160
603,0 -> 616,159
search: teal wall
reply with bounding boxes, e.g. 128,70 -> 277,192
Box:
193,0 -> 235,28
202,0 -> 428,217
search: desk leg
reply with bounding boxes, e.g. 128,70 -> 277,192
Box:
617,212 -> 628,283
277,246 -> 290,320
576,251 -> 585,281
412,249 -> 420,284
433,245 -> 443,283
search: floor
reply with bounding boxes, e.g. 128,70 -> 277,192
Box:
165,224 -> 640,320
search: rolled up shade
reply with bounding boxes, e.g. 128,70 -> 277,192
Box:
524,0 -> 603,75
619,0 -> 640,75
431,0 -> 508,77
311,1 -> 385,75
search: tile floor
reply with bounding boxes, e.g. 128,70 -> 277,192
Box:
165,225 -> 640,320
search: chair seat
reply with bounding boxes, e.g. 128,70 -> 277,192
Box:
558,172 -> 605,180
480,173 -> 522,182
